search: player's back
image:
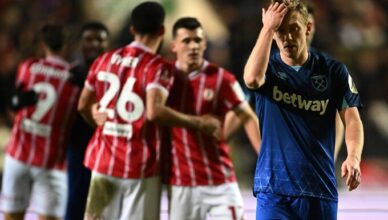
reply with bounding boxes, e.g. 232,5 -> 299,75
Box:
7,56 -> 80,169
84,42 -> 174,179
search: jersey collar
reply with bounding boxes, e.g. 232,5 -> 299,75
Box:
129,41 -> 153,53
175,60 -> 209,78
46,55 -> 69,68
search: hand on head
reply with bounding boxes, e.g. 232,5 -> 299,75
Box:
262,2 -> 288,31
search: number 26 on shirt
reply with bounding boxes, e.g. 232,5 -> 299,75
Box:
97,71 -> 144,139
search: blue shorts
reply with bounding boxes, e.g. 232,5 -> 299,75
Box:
256,192 -> 337,220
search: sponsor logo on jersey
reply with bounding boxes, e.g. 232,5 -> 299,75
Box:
110,54 -> 139,67
102,121 -> 133,139
21,118 -> 51,137
311,75 -> 328,92
30,63 -> 69,79
276,71 -> 288,80
273,86 -> 329,115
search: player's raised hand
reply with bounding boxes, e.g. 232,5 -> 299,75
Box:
91,103 -> 108,126
198,114 -> 222,140
262,1 -> 288,31
341,155 -> 361,191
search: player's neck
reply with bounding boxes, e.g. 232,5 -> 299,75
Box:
45,48 -> 65,60
134,35 -> 161,54
179,62 -> 203,75
280,49 -> 309,67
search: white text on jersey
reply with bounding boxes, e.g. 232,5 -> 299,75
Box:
110,54 -> 139,67
273,86 -> 329,115
30,63 -> 69,79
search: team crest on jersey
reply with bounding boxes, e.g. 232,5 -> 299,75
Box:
311,75 -> 328,92
203,88 -> 214,101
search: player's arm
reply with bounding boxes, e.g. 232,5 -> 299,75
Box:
77,87 -> 98,127
339,106 -> 364,191
9,60 -> 39,111
146,88 -> 221,139
334,111 -> 345,161
224,104 -> 261,153
244,2 -> 287,89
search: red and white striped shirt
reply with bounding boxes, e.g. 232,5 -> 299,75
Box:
7,56 -> 80,170
164,61 -> 247,186
84,42 -> 174,179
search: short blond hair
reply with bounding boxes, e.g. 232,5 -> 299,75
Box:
271,0 -> 309,24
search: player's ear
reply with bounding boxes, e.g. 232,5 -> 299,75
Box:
130,26 -> 136,35
39,41 -> 49,55
158,25 -> 165,36
306,22 -> 313,37
203,35 -> 208,51
170,39 -> 177,53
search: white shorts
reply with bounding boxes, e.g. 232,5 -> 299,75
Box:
85,172 -> 161,220
168,182 -> 245,220
1,155 -> 67,217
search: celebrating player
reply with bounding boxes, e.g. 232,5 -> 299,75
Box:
164,17 -> 260,220
1,23 -> 80,220
78,2 -> 220,219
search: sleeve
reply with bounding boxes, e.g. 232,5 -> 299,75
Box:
334,63 -> 363,110
219,70 -> 247,111
253,58 -> 277,95
85,55 -> 105,91
145,59 -> 175,96
246,88 -> 256,109
10,59 -> 39,111
15,59 -> 34,87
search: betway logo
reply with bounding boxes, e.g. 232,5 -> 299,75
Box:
273,86 -> 329,115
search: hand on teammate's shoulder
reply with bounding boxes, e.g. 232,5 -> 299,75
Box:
9,83 -> 38,111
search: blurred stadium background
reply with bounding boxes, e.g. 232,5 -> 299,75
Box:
0,0 -> 387,219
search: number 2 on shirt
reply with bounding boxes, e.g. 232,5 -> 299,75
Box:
21,82 -> 57,137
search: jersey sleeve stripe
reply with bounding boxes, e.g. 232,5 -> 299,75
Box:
146,83 -> 169,96
84,81 -> 95,91
17,61 -> 30,85
212,68 -> 224,112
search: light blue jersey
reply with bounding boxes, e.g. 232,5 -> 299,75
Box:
251,50 -> 362,201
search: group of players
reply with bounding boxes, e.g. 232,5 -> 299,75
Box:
1,1 -> 258,220
0,0 -> 364,220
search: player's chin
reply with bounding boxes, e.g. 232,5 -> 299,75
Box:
188,61 -> 201,69
282,48 -> 294,56
187,54 -> 199,61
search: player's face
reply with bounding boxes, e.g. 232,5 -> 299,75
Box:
172,27 -> 207,72
81,29 -> 109,65
274,11 -> 311,60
